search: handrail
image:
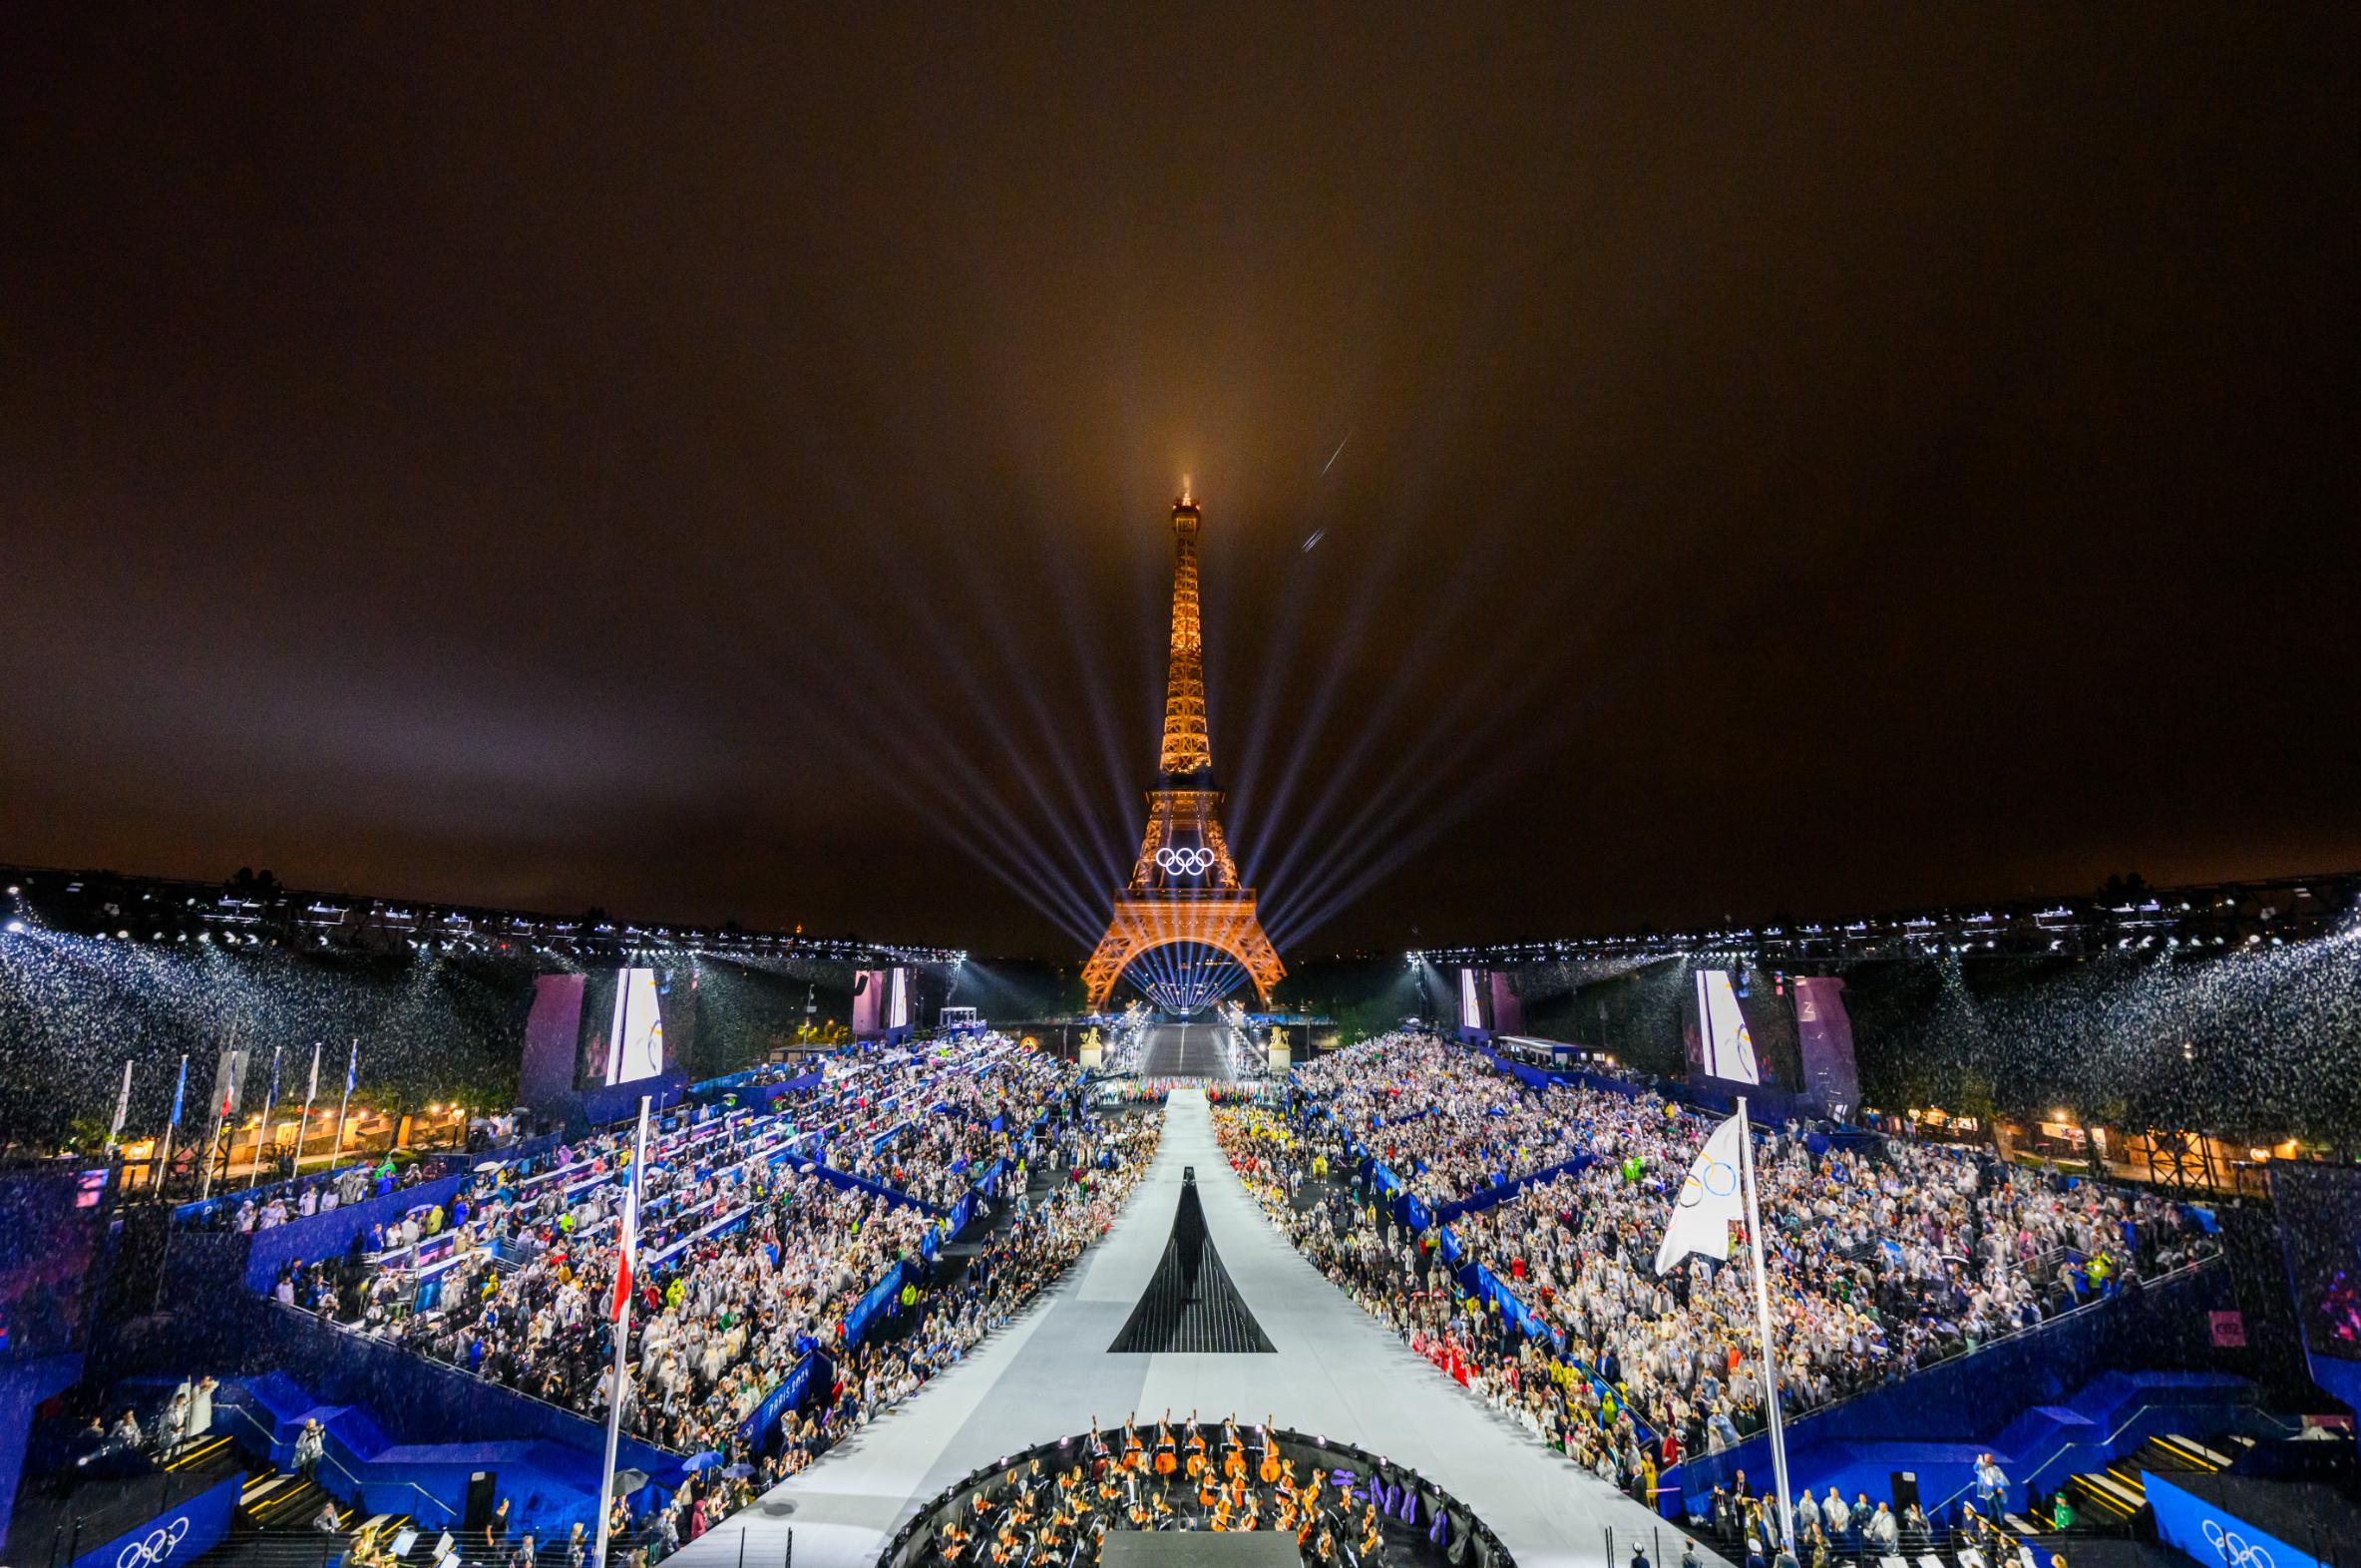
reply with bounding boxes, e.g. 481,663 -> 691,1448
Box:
1967,1382 -> 2303,1514
220,1384 -> 473,1527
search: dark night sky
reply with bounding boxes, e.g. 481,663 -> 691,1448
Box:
3,7 -> 2356,958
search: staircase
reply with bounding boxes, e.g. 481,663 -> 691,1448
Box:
236,1465 -> 354,1533
168,1433 -> 241,1475
2064,1430 -> 2233,1526
169,1469 -> 420,1568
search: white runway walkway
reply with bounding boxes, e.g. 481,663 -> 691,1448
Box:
675,1088 -> 1720,1568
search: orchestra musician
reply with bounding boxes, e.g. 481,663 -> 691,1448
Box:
1221,1414 -> 1247,1480
1183,1409 -> 1209,1478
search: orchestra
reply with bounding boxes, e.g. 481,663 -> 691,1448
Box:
917,1416 -> 1415,1568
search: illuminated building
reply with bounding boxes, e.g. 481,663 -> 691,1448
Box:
1080,491 -> 1285,1012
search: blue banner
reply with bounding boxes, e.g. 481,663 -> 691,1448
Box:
736,1352 -> 818,1444
1430,1153 -> 1597,1226
70,1472 -> 240,1568
843,1261 -> 909,1348
2146,1469 -> 2320,1568
807,1164 -> 946,1216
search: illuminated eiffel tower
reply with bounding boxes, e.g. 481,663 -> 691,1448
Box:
1080,490 -> 1285,1013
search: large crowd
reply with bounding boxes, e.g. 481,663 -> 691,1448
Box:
643,1106 -> 1163,1560
235,1020 -> 2229,1565
1292,1036 -> 1594,1208
255,1036 -> 1186,1557
1225,1028 -> 2221,1525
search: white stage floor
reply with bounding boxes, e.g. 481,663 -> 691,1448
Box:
674,1088 -> 1722,1568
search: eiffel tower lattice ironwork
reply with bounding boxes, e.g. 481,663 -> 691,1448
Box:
1080,490 -> 1285,1013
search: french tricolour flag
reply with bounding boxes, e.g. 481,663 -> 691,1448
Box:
609,1185 -> 637,1323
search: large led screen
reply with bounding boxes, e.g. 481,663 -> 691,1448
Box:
1693,970 -> 1760,1084
577,968 -> 686,1087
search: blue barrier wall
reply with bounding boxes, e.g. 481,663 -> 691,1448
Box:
1430,1154 -> 1597,1226
174,1161 -> 385,1230
66,1472 -> 240,1568
580,1071 -> 688,1128
0,1353 -> 85,1551
736,1353 -> 819,1445
844,1261 -> 914,1348
808,1165 -> 946,1217
2146,1469 -> 2324,1568
240,1170 -> 473,1292
232,1305 -> 678,1472
695,1071 -> 823,1111
104,1270 -> 680,1533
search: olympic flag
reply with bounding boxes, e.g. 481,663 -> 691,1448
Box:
1654,1110 -> 1747,1275
1694,970 -> 1760,1084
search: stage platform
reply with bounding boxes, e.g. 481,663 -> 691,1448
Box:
673,1088 -> 1718,1568
1101,1532 -> 1302,1568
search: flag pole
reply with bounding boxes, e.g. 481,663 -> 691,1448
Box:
594,1094 -> 652,1568
249,1045 -> 283,1190
107,1059 -> 135,1158
199,1033 -> 237,1203
157,1054 -> 188,1195
1736,1095 -> 1794,1554
293,1042 -> 322,1181
331,1040 -> 357,1177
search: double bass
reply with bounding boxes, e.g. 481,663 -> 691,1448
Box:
1153,1409 -> 1177,1475
1221,1414 -> 1247,1480
1257,1416 -> 1282,1484
1183,1409 -> 1209,1478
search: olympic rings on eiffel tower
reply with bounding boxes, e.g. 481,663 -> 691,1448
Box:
1156,847 -> 1216,877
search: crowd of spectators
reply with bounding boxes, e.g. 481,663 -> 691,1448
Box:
1228,1028 -> 2221,1523
199,1155 -> 447,1233
251,1037 -> 1195,1552
1292,1035 -> 1594,1208
617,1106 -> 1163,1559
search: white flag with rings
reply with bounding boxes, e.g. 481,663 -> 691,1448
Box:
1654,1111 -> 1748,1275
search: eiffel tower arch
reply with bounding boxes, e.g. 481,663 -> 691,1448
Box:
1081,491 -> 1285,1013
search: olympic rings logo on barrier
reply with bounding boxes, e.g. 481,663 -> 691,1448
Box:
2201,1521 -> 2273,1568
118,1516 -> 193,1568
1156,847 -> 1215,877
